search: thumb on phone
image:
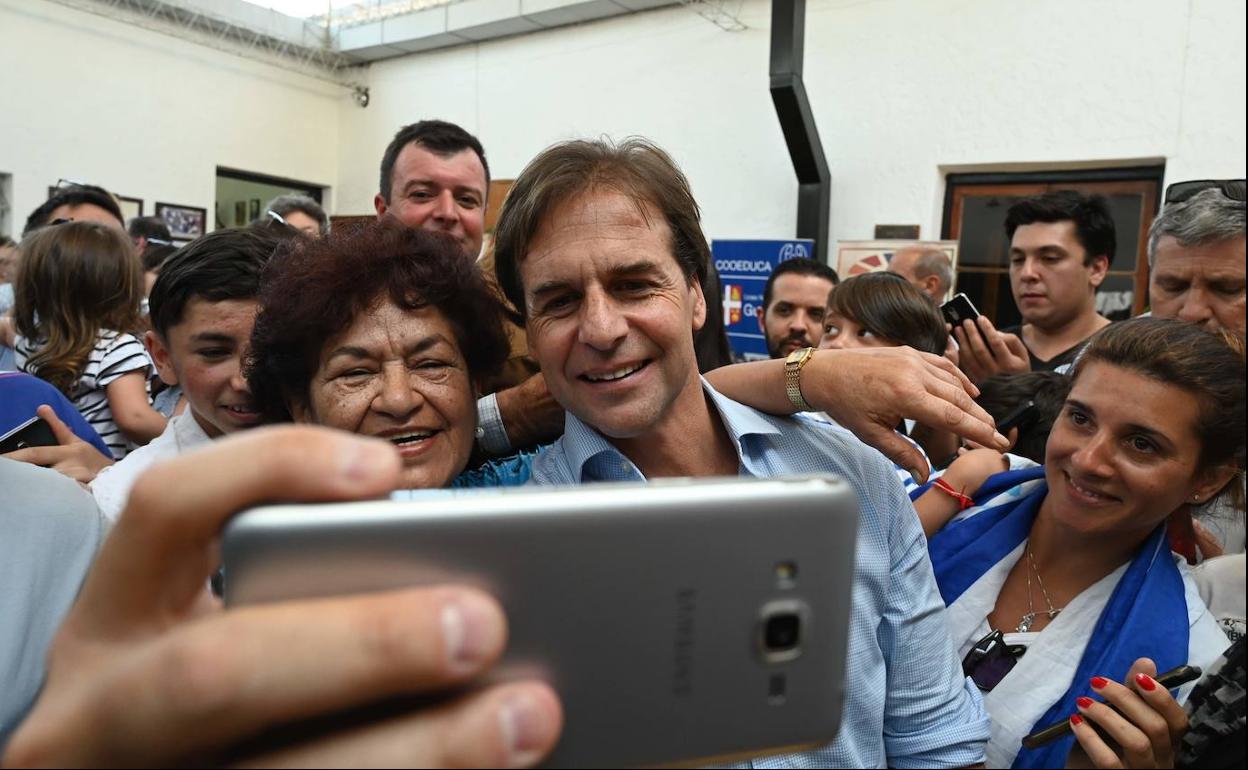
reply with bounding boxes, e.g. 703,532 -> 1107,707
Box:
36,404 -> 78,446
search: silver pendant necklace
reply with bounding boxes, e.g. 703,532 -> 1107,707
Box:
1017,549 -> 1062,633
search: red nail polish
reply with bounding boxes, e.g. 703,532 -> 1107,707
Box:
1136,673 -> 1157,691
1076,696 -> 1094,709
1090,676 -> 1109,689
1070,714 -> 1084,726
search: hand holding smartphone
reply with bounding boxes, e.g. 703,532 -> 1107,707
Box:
940,293 -> 981,327
1021,665 -> 1202,748
223,476 -> 861,768
0,415 -> 58,454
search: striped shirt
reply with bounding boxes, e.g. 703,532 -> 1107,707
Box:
15,331 -> 154,459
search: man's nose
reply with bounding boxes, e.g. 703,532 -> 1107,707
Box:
1177,289 -> 1214,325
430,191 -> 458,223
578,290 -> 628,350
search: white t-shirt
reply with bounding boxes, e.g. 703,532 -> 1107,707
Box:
945,541 -> 1229,768
1192,553 -> 1246,643
16,330 -> 153,459
90,411 -> 212,520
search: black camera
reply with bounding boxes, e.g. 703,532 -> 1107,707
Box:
764,612 -> 802,651
758,600 -> 808,663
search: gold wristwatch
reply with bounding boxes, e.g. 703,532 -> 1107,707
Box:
784,346 -> 816,412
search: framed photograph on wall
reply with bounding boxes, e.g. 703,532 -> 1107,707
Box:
155,202 -> 207,240
249,199 -> 261,220
116,195 -> 143,223
234,201 -> 247,226
835,240 -> 960,298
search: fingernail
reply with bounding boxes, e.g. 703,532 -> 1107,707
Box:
910,468 -> 924,485
499,692 -> 549,765
339,440 -> 392,481
1076,696 -> 1094,709
1070,714 -> 1083,726
994,432 -> 1008,446
1090,676 -> 1109,689
441,594 -> 499,672
1136,673 -> 1157,691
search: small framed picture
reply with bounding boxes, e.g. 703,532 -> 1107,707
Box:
835,239 -> 960,281
234,201 -> 247,226
249,199 -> 261,220
116,195 -> 143,222
155,203 -> 208,240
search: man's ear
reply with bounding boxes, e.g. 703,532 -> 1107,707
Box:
1088,254 -> 1110,289
757,303 -> 767,333
373,193 -> 388,218
144,330 -> 179,387
923,275 -> 942,298
691,278 -> 707,333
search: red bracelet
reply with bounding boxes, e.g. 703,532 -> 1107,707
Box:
932,477 -> 975,510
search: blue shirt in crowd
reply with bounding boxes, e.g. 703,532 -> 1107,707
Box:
0,372 -> 112,458
529,379 -> 991,768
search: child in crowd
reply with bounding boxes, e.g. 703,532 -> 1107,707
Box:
2,222 -> 164,459
89,227 -> 277,519
974,370 -> 1071,465
814,271 -> 960,488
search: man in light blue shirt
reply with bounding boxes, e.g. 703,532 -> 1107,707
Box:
491,137 -> 991,767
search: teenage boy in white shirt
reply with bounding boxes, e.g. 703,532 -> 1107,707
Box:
90,227 -> 281,519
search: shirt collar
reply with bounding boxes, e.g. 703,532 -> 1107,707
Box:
560,376 -> 784,482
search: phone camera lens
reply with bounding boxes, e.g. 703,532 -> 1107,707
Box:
764,612 -> 801,652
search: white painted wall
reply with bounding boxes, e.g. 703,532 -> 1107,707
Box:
0,0 -> 344,236
336,0 -> 1247,247
2,0 -> 1243,246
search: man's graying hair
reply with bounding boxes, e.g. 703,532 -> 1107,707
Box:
908,247 -> 954,296
1148,187 -> 1246,268
264,194 -> 330,235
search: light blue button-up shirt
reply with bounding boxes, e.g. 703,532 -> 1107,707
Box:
530,379 -> 990,768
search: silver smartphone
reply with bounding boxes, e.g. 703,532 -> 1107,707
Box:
222,475 -> 859,768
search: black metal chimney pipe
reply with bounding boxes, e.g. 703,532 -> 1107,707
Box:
769,0 -> 831,263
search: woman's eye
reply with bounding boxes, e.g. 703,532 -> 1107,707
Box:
1129,436 -> 1157,453
823,324 -> 840,336
858,329 -> 876,339
1067,409 -> 1089,426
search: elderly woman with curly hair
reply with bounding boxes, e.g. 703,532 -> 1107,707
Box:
247,221 -> 516,489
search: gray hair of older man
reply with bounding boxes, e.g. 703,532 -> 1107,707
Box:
264,194 -> 330,235
906,247 -> 954,296
1147,187 -> 1246,269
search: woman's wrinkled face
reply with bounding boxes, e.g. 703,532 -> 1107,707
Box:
1043,361 -> 1231,538
293,300 -> 476,489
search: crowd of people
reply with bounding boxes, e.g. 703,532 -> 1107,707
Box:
0,118 -> 1243,769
